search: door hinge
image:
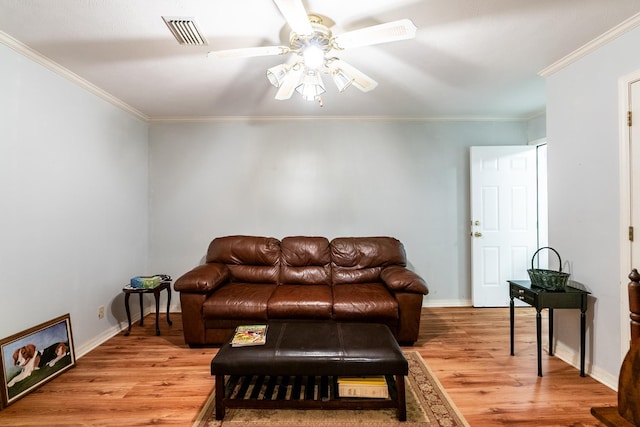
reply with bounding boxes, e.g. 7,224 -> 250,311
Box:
630,226 -> 635,242
629,111 -> 633,127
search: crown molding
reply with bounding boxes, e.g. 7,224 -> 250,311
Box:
147,115 -> 529,124
539,12 -> 640,77
525,109 -> 546,120
0,30 -> 148,121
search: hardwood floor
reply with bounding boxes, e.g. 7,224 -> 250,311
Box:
419,307 -> 616,426
0,307 -> 617,426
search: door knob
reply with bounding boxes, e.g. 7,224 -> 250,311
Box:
474,232 -> 482,237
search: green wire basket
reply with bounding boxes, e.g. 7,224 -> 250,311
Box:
527,247 -> 570,291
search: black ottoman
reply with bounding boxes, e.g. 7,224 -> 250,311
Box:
211,321 -> 408,421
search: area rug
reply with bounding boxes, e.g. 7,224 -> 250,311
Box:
193,351 -> 469,427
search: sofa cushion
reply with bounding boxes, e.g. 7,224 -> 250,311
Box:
206,235 -> 280,283
268,284 -> 333,319
281,236 -> 331,286
331,237 -> 406,284
203,283 -> 276,320
332,283 -> 398,321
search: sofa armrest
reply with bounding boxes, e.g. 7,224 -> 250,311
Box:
381,266 -> 428,295
174,263 -> 230,293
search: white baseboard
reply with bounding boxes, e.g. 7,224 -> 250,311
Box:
550,341 -> 618,391
76,324 -> 124,359
422,299 -> 472,307
75,307 -> 154,359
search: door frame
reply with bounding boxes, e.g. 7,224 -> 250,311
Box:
618,70 -> 640,361
533,141 -> 548,251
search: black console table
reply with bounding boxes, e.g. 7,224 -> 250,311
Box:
508,280 -> 589,377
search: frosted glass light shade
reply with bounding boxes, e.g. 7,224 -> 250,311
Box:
266,63 -> 290,87
331,69 -> 354,92
295,71 -> 325,101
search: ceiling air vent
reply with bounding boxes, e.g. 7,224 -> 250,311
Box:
162,16 -> 208,46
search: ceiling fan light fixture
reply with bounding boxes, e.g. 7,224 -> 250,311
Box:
301,44 -> 325,70
209,1 -> 417,105
295,70 -> 325,101
331,68 -> 354,92
266,63 -> 290,87
275,65 -> 305,100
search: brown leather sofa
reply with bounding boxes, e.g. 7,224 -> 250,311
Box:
174,235 -> 428,346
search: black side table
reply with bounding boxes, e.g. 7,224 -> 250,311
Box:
123,281 -> 172,336
508,280 -> 589,377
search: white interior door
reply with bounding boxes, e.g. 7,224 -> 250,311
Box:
470,146 -> 540,307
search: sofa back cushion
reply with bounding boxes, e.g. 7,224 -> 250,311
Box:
280,236 -> 331,286
331,237 -> 407,284
206,235 -> 280,284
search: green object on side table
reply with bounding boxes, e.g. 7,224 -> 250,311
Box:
130,275 -> 163,289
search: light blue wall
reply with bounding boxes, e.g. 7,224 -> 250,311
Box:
148,119 -> 528,308
1,36 -> 536,358
546,26 -> 640,385
0,44 -> 149,355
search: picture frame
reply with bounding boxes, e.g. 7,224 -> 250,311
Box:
0,314 -> 75,410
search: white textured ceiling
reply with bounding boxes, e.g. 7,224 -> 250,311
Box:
1,0 -> 640,120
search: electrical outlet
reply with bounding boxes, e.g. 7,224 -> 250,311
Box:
98,305 -> 105,319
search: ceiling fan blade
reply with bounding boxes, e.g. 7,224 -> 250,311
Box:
275,66 -> 304,100
331,60 -> 378,92
273,0 -> 313,36
332,19 -> 417,50
208,45 -> 289,59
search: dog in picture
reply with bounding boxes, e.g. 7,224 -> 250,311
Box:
7,342 -> 68,387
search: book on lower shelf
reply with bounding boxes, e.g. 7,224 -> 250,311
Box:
231,325 -> 268,347
337,376 -> 389,398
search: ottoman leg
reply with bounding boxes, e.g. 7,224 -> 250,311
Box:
215,375 -> 225,420
396,375 -> 407,421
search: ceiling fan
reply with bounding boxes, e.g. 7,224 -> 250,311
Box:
208,0 -> 417,105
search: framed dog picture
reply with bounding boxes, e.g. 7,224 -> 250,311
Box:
0,313 -> 75,409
